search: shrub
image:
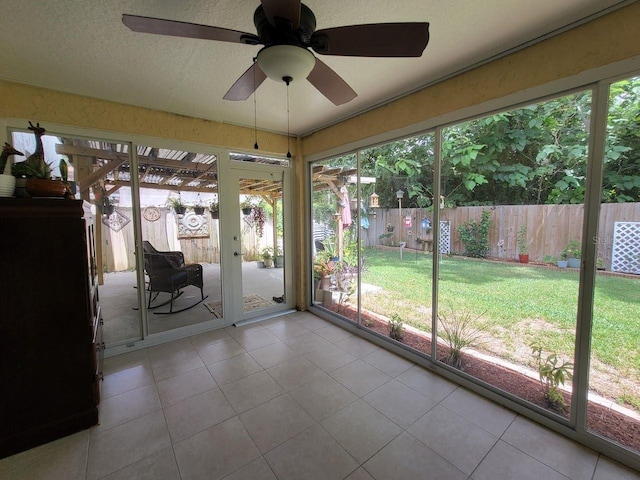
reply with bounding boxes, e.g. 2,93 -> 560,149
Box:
388,314 -> 403,341
530,342 -> 573,412
458,210 -> 492,258
438,306 -> 488,369
517,225 -> 528,255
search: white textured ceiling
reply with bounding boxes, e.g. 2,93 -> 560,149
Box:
0,0 -> 627,137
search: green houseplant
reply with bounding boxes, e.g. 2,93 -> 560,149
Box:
273,245 -> 284,268
563,240 -> 581,268
557,250 -> 569,268
240,199 -> 253,215
168,197 -> 186,215
261,247 -> 273,268
314,251 -> 336,290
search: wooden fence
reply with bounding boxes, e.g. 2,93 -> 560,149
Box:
102,203 -> 639,273
364,203 -> 640,269
101,207 -> 270,272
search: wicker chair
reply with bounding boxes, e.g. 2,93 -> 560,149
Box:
142,242 -> 207,314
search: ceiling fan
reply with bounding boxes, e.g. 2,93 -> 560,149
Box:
122,0 -> 429,106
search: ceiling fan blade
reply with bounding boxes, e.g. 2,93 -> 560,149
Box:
223,63 -> 267,101
307,58 -> 357,106
260,0 -> 301,29
122,14 -> 259,45
312,23 -> 429,57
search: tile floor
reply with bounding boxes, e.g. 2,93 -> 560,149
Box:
1,311 -> 639,480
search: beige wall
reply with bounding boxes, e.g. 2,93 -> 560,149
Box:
301,2 -> 640,156
0,80 -> 292,156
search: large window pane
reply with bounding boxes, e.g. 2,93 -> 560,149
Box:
10,130 -> 144,347
588,76 -> 640,453
311,155 -> 357,316
137,146 -> 221,333
359,134 -> 435,355
437,91 -> 593,418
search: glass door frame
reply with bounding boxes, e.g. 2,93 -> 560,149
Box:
220,155 -> 294,324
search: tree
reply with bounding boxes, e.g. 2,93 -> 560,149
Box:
359,76 -> 639,207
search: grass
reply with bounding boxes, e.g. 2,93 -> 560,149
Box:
360,247 -> 640,376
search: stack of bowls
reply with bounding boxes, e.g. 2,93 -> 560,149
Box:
0,175 -> 15,197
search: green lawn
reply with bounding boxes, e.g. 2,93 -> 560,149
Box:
360,247 -> 640,377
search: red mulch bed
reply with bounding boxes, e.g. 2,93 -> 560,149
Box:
324,302 -> 640,452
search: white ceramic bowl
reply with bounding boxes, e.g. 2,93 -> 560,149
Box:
0,174 -> 16,197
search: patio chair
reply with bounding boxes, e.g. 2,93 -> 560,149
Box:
142,250 -> 207,314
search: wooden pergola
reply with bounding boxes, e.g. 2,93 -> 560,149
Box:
55,140 -> 286,281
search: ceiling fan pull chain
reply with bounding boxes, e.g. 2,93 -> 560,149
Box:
253,58 -> 259,150
285,76 -> 292,159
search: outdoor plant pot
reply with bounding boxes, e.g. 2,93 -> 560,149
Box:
263,257 -> 273,268
174,206 -> 186,215
210,210 -> 219,219
257,261 -> 265,268
194,206 -> 205,215
242,207 -> 252,215
557,260 -> 568,268
320,276 -> 331,290
274,255 -> 284,268
567,258 -> 580,268
387,226 -> 394,232
519,254 -> 529,264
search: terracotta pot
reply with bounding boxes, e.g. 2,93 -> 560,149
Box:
519,253 -> 529,264
25,178 -> 66,197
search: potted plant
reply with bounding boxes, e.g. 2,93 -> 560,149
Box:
314,251 -> 336,290
563,240 -> 581,268
273,245 -> 284,268
23,158 -> 66,197
517,225 -> 529,263
322,238 -> 339,261
168,197 -> 186,215
193,204 -> 205,215
557,251 -> 569,268
209,201 -> 219,219
10,122 -> 64,197
261,247 -> 274,268
0,143 -> 23,197
386,222 -> 395,233
240,199 -> 253,215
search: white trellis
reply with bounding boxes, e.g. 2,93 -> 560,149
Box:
611,222 -> 640,274
439,221 -> 451,254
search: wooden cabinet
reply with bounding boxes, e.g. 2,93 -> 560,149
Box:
0,198 -> 102,458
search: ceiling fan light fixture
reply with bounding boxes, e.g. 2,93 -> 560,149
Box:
257,45 -> 315,83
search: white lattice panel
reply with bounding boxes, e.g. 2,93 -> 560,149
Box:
611,222 -> 640,274
439,221 -> 451,254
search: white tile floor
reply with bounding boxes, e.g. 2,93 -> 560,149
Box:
2,311 -> 639,480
